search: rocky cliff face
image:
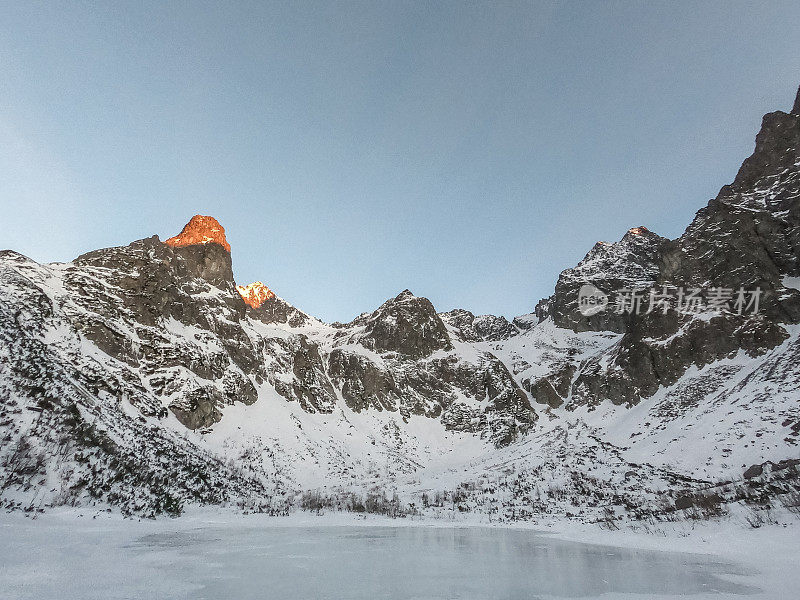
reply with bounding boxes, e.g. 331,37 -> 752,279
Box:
56,234 -> 260,428
526,86 -> 800,410
662,95 -> 800,322
540,226 -> 670,333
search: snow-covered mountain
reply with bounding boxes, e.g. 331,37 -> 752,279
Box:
1,86 -> 799,522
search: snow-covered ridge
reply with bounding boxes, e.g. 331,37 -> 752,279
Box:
2,85 -> 800,522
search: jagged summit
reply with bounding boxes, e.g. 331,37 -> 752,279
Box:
563,225 -> 667,289
236,281 -> 276,308
592,228 -> 655,248
537,225 -> 669,332
792,84 -> 800,115
349,289 -> 454,358
439,308 -> 518,342
165,215 -> 231,252
627,226 -> 650,236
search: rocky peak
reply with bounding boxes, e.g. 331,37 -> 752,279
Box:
576,226 -> 666,281
439,309 -> 480,341
238,284 -> 312,328
236,281 -> 276,308
662,84 -> 800,320
165,215 -> 231,253
726,92 -> 800,197
440,309 -> 518,342
626,226 -> 650,236
157,216 -> 236,288
793,84 -> 800,116
394,289 -> 417,302
356,290 -> 453,358
539,226 -> 669,332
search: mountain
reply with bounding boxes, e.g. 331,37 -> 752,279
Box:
537,226 -> 670,333
540,90 -> 800,410
1,86 -> 799,522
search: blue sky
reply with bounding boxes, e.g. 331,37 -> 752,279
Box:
1,1 -> 799,322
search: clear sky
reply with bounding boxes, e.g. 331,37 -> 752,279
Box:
1,1 -> 799,322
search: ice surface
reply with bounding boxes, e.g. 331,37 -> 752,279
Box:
0,513 -> 764,600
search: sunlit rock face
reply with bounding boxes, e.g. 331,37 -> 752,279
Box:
238,284 -> 313,327
236,282 -> 276,308
626,226 -> 649,236
165,215 -> 231,252
161,215 -> 236,287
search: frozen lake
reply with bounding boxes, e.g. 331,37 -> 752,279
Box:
1,515 -> 761,599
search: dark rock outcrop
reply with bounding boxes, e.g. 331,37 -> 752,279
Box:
245,293 -> 313,327
354,290 -> 454,359
440,309 -> 518,342
542,226 -> 670,333
522,363 -> 576,408
269,335 -> 337,413
327,349 -> 400,412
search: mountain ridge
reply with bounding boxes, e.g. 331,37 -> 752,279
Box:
1,85 -> 799,522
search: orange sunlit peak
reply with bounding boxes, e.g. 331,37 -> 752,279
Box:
236,281 -> 276,308
164,215 -> 231,252
627,226 -> 650,236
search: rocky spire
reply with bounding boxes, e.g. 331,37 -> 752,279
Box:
165,215 -> 231,252
236,281 -> 276,308
792,84 -> 800,115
